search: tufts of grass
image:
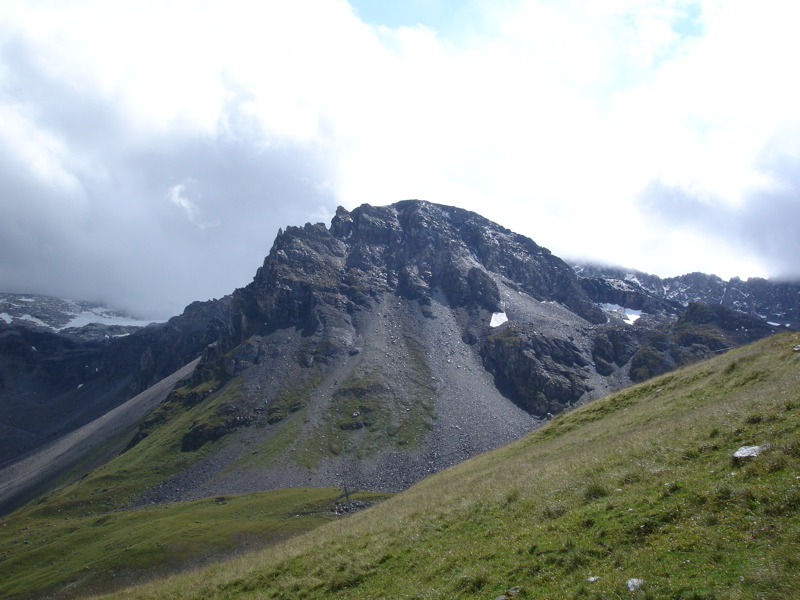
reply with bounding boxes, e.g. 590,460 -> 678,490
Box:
265,368 -> 322,424
320,332 -> 435,459
13,374 -> 260,531
331,372 -> 388,431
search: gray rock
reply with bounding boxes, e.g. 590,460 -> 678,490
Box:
733,445 -> 764,464
627,578 -> 644,591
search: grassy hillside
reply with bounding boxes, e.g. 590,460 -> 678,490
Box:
0,487 -> 389,599
82,330 -> 799,600
0,368 -> 392,599
2,331 -> 798,599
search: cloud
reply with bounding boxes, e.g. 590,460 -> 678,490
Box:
638,139 -> 800,280
167,182 -> 220,230
2,0 -> 799,318
0,27 -> 338,318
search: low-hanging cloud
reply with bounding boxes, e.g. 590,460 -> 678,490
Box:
167,183 -> 220,231
638,145 -> 800,282
0,36 -> 338,319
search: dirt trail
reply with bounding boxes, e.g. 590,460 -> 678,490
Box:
0,358 -> 199,516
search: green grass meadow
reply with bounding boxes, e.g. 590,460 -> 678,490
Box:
2,331 -> 799,599
0,487 -> 389,599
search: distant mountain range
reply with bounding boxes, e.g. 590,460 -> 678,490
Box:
0,293 -> 156,340
0,200 -> 794,518
572,264 -> 800,328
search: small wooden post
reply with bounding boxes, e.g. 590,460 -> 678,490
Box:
344,486 -> 352,513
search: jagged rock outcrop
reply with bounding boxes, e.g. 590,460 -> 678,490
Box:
578,276 -> 681,315
590,327 -> 646,377
481,324 -> 591,415
223,201 -> 605,355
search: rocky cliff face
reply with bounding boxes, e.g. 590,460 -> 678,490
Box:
627,302 -> 775,382
216,201 -> 612,417
224,202 -> 604,352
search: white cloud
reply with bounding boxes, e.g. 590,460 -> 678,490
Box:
167,182 -> 219,230
1,0 -> 799,318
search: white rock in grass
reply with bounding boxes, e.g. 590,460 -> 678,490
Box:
627,578 -> 644,591
733,445 -> 763,459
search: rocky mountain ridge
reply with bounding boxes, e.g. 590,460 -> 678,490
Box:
573,263 -> 800,328
0,200 -> 788,513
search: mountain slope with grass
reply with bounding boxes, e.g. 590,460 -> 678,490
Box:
0,297 -> 230,466
1,201 -> 794,599
6,329 -> 792,600
87,201 -> 779,507
2,200 -> 783,517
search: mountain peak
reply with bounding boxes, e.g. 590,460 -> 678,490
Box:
0,200 -> 788,514
241,200 -> 603,342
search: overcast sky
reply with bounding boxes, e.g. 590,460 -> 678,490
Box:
1,0 -> 799,319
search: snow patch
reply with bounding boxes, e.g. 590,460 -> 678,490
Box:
625,310 -> 642,324
490,312 -> 508,327
598,303 -> 642,324
61,309 -> 153,330
20,314 -> 50,328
